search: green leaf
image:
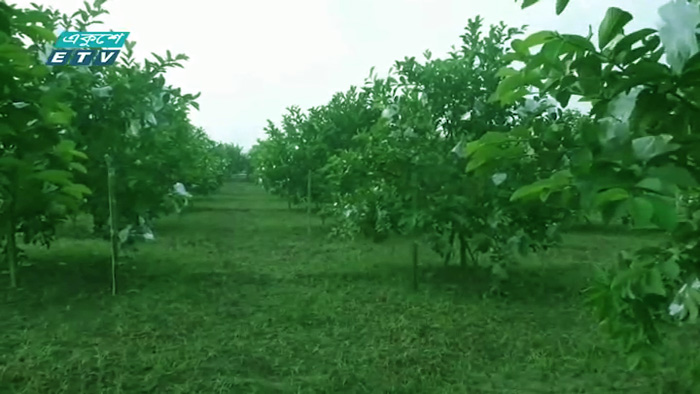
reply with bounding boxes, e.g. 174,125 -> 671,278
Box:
479,131 -> 510,145
660,258 -> 681,280
681,51 -> 700,84
635,178 -> 664,194
465,155 -> 487,172
647,165 -> 698,188
463,141 -> 481,158
594,188 -> 629,207
569,148 -> 593,173
61,183 -> 92,199
0,122 -> 14,137
600,197 -> 629,224
538,187 -> 552,201
70,149 -> 88,160
555,90 -> 571,107
496,67 -> 519,78
511,180 -> 550,201
555,0 -> 570,14
522,30 -> 556,48
622,46 -> 653,65
625,61 -> 671,83
53,140 -> 88,161
501,52 -> 526,63
682,51 -> 700,74
511,39 -> 530,56
598,7 -> 633,49
573,54 -> 602,77
521,0 -> 539,9
32,169 -> 73,185
643,268 -> 666,296
572,55 -> 602,95
551,170 -> 573,183
612,29 -> 659,65
496,74 -> 527,100
69,162 -> 88,174
0,157 -> 26,169
0,4 -> 10,34
560,34 -> 596,53
43,109 -> 74,126
537,39 -> 566,68
510,172 -> 571,202
629,196 -> 654,227
648,195 -> 678,230
498,87 -> 530,105
23,25 -> 56,42
613,28 -> 656,58
0,43 -> 33,66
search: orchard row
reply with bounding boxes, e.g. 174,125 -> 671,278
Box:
0,0 -> 247,288
250,1 -> 700,371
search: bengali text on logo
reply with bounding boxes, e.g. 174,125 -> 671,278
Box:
46,31 -> 130,66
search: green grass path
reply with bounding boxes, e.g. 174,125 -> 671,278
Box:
0,182 -> 678,393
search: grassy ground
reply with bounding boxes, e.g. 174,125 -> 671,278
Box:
0,181 -> 693,393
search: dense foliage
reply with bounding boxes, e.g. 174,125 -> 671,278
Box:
252,0 -> 700,381
0,0 -> 247,287
252,18 -> 591,281
473,0 -> 700,372
5,0 -> 699,386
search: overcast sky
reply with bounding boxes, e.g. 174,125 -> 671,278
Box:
13,0 -> 667,150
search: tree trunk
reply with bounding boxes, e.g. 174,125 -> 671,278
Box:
412,241 -> 419,290
444,227 -> 456,266
6,215 -> 17,288
307,170 -> 312,235
459,232 -> 467,268
6,181 -> 18,288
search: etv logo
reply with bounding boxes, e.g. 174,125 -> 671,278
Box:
46,31 -> 129,66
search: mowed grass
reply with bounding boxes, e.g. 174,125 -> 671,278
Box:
0,181 -> 693,393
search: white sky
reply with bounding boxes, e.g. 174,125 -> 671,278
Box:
12,0 -> 667,150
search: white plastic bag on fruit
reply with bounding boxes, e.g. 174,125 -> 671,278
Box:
141,227 -> 155,241
173,182 -> 192,198
668,278 -> 700,318
658,0 -> 700,74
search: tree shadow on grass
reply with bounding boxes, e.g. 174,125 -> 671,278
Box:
0,250 -> 272,312
287,257 -> 593,307
423,262 -> 592,301
567,223 -> 664,237
185,205 -> 251,214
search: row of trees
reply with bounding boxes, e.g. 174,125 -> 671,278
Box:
251,17 -> 585,278
475,0 -> 700,373
0,0 -> 247,288
251,0 -> 700,378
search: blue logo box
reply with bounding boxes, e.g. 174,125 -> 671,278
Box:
46,49 -> 121,66
54,31 -> 129,48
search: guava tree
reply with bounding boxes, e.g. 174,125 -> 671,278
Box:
0,2 -> 90,287
2,0 -> 242,288
252,118 -> 301,207
40,0 -> 235,238
344,20 -> 566,268
469,0 -> 700,371
218,143 -> 248,177
252,17 -> 585,279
